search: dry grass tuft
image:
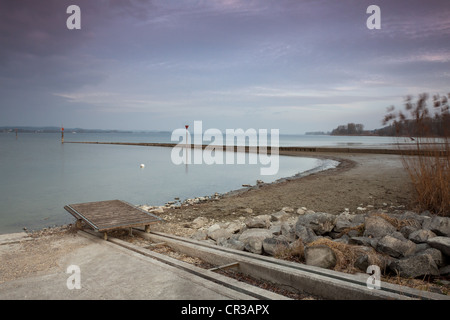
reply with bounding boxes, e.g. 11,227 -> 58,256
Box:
307,238 -> 385,273
274,239 -> 305,263
337,223 -> 365,237
373,213 -> 420,230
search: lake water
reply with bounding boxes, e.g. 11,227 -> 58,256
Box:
0,132 -> 395,234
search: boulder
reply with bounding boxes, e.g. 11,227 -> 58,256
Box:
354,254 -> 370,272
281,222 -> 297,242
245,215 -> 271,229
225,221 -> 244,234
349,236 -> 378,249
363,215 -> 396,238
439,265 -> 450,276
376,235 -> 416,258
296,212 -> 337,235
239,228 -> 273,242
239,229 -> 273,254
418,248 -> 444,267
271,210 -> 290,222
334,212 -> 365,233
269,224 -> 282,236
207,223 -> 221,234
191,217 -> 208,229
427,236 -> 450,256
295,224 -> 320,244
304,245 -> 337,269
219,238 -> 245,251
244,237 -> 265,254
399,225 -> 419,239
423,216 -> 450,237
408,229 -> 437,244
208,228 -> 232,241
389,254 -> 439,278
262,237 -> 290,256
190,230 -> 208,241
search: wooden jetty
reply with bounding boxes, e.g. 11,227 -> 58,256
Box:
64,200 -> 163,240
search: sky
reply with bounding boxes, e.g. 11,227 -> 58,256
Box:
0,0 -> 449,134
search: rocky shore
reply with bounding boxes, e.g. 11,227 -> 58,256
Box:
178,207 -> 450,281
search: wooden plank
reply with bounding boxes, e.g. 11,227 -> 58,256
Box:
64,200 -> 163,233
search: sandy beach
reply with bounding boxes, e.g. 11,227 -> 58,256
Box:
0,151 -> 414,284
152,151 -> 413,237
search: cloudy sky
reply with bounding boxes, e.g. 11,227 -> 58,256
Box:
0,0 -> 449,133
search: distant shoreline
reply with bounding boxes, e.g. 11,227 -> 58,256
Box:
63,141 -> 447,156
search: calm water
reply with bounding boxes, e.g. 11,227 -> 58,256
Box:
0,132 -> 394,234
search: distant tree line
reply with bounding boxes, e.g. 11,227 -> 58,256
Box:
330,123 -> 366,135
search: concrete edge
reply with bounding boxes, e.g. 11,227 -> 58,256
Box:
143,231 -> 450,300
79,230 -> 290,300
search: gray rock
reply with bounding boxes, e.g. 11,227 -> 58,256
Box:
281,222 -> 296,242
220,238 -> 245,251
418,248 -> 444,267
349,236 -> 378,249
414,243 -> 431,253
245,215 -> 271,229
262,237 -> 290,256
304,245 -> 337,269
190,230 -> 208,241
334,212 -> 365,233
408,229 -> 437,244
296,212 -> 337,235
238,229 -> 273,254
244,237 -> 265,254
399,225 -> 419,239
363,215 -> 396,238
295,224 -> 320,244
239,228 -> 273,242
389,254 -> 439,278
423,216 -> 450,237
439,265 -> 450,276
208,228 -> 232,241
354,254 -> 370,272
390,231 -> 407,241
191,217 -> 208,229
207,223 -> 221,234
271,210 -> 290,222
269,224 -> 282,236
226,222 -> 244,234
376,235 -> 416,258
427,236 -> 450,256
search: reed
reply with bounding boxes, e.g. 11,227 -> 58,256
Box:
383,93 -> 450,216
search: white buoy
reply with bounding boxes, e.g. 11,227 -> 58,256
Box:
140,164 -> 145,168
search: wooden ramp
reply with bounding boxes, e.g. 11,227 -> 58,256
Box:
64,200 -> 163,239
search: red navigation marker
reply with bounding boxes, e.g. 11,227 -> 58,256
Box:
62,127 -> 64,131
185,125 -> 189,130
